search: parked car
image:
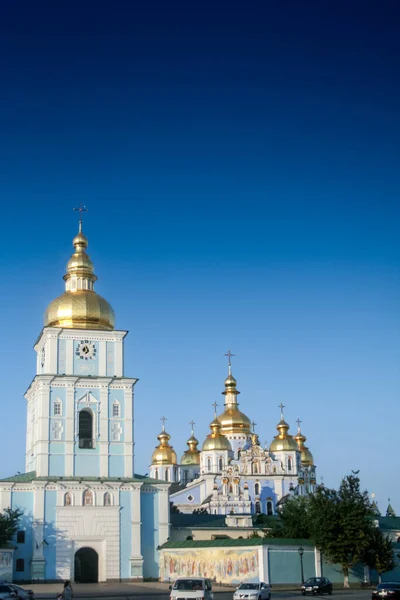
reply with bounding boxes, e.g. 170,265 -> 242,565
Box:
372,583 -> 400,600
7,585 -> 34,600
0,585 -> 18,600
301,577 -> 333,595
169,577 -> 213,600
233,582 -> 271,600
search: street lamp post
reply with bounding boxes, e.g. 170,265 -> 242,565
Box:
298,546 -> 305,584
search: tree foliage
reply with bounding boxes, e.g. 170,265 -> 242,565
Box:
308,474 -> 373,587
268,496 -> 312,539
0,508 -> 23,547
170,502 -> 181,514
360,527 -> 396,583
193,508 -> 208,515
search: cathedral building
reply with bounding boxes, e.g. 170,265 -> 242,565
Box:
0,223 -> 170,583
149,362 -> 316,515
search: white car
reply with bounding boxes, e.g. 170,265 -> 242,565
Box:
170,577 -> 213,600
234,582 -> 271,600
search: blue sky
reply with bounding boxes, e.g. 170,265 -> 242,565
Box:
0,1 -> 399,512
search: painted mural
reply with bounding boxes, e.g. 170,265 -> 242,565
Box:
160,548 -> 259,584
0,550 -> 13,581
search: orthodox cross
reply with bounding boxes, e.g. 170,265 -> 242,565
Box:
278,402 -> 285,420
296,417 -> 302,431
161,416 -> 167,431
224,349 -> 235,374
73,204 -> 88,232
252,421 -> 257,432
189,420 -> 195,434
212,401 -> 218,417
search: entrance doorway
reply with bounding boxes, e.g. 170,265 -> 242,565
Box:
74,547 -> 99,583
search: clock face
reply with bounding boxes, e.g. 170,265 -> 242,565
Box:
76,340 -> 97,360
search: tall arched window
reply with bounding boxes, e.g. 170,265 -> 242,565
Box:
218,457 -> 224,471
165,468 -> 169,482
104,492 -> 112,506
83,489 -> 93,506
255,501 -> 261,514
207,457 -> 212,472
154,468 -> 159,479
79,409 -> 93,448
255,482 -> 260,496
253,462 -> 259,474
288,457 -> 292,471
267,501 -> 273,516
229,483 -> 233,494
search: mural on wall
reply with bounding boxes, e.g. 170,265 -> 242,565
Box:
160,548 -> 259,584
0,550 -> 13,581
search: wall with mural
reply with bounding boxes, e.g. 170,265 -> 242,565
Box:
160,548 -> 260,584
0,550 -> 14,581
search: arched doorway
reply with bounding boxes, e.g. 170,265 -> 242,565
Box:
74,547 -> 98,583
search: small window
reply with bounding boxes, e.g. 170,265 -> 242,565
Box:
16,558 -> 24,572
16,530 -> 25,544
267,501 -> 273,516
165,468 -> 169,482
112,402 -> 120,417
218,457 -> 224,471
207,457 -> 212,472
83,489 -> 93,506
255,482 -> 260,496
54,401 -> 61,416
154,468 -> 159,479
255,500 -> 261,514
288,457 -> 292,471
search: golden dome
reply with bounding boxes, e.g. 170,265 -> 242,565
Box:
218,366 -> 251,435
294,422 -> 314,466
202,416 -> 232,452
151,428 -> 177,466
181,427 -> 201,466
269,417 -> 298,452
44,224 -> 115,330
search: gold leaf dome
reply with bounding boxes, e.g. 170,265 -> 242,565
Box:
44,224 -> 115,330
269,417 -> 298,452
202,417 -> 232,452
151,428 -> 177,466
217,368 -> 251,434
294,422 -> 314,466
181,428 -> 201,466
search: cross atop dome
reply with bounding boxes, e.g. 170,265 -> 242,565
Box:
73,204 -> 88,233
224,349 -> 235,375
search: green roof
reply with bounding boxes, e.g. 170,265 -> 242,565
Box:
0,471 -> 167,485
161,538 -> 314,549
171,514 -> 227,528
378,516 -> 400,530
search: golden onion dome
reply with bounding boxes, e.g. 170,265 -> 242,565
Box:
269,416 -> 298,452
181,428 -> 201,466
151,428 -> 177,466
218,365 -> 251,434
294,422 -> 314,466
44,223 -> 115,330
202,416 -> 232,452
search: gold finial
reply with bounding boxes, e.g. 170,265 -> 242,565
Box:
224,349 -> 235,375
73,204 -> 88,233
161,416 -> 167,431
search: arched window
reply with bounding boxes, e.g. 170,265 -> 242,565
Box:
165,468 -> 169,482
218,457 -> 224,471
288,457 -> 292,471
229,484 -> 233,494
104,492 -> 112,506
112,401 -> 120,418
207,457 -> 211,472
237,448 -> 242,458
255,501 -> 261,514
83,489 -> 93,506
267,501 -> 273,516
253,462 -> 259,474
154,468 -> 159,479
255,482 -> 260,496
64,492 -> 73,506
79,409 -> 93,448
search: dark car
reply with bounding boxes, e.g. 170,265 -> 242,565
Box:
301,577 -> 333,595
372,583 -> 400,600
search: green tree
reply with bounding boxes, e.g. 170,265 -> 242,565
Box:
309,474 -> 372,588
170,502 -> 181,514
0,508 -> 23,546
269,496 -> 312,539
192,508 -> 208,515
361,527 -> 396,583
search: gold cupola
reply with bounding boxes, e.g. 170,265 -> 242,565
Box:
269,404 -> 298,452
44,221 -> 115,330
202,405 -> 232,452
294,419 -> 314,466
217,357 -> 251,435
181,422 -> 201,466
151,419 -> 177,466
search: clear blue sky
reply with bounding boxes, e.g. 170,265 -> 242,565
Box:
0,1 -> 399,512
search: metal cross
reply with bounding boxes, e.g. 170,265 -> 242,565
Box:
161,416 -> 167,430
212,401 -> 218,416
189,420 -> 195,433
73,204 -> 88,232
278,403 -> 285,419
296,418 -> 302,431
224,349 -> 235,365
252,421 -> 257,432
